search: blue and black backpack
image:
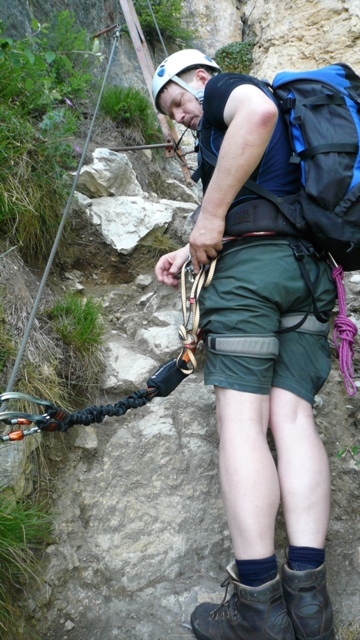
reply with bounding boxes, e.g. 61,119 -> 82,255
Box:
196,63 -> 360,270
261,62 -> 360,271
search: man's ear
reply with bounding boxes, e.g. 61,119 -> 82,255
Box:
193,68 -> 210,86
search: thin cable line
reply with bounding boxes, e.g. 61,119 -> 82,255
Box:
145,0 -> 168,56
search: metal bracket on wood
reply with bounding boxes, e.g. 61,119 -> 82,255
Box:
118,0 -> 193,185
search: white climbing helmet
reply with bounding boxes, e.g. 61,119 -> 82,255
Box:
152,49 -> 221,114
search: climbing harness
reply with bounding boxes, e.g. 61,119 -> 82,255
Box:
0,260 -> 216,442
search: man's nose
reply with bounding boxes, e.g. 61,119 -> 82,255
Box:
173,108 -> 185,124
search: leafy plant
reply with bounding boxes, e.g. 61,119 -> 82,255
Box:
336,622 -> 360,640
15,360 -> 73,414
215,40 -> 255,74
132,0 -> 195,48
47,293 -> 105,354
0,13 -> 99,108
0,492 -> 51,639
0,13 -> 98,263
36,11 -> 99,101
45,293 -> 105,402
100,85 -> 163,144
337,443 -> 360,466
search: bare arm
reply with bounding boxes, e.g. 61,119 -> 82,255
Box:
189,84 -> 278,272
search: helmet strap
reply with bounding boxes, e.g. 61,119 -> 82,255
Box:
172,75 -> 205,105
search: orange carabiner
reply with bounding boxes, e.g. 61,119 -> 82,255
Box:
6,430 -> 25,441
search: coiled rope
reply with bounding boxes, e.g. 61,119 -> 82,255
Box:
331,263 -> 358,396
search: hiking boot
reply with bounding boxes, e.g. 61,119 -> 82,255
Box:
190,561 -> 295,640
282,563 -> 334,640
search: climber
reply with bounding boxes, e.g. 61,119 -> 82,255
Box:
152,49 -> 336,640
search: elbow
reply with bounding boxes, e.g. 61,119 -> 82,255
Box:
258,101 -> 278,134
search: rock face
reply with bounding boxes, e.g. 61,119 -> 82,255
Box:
242,0 -> 360,78
1,1 -> 360,639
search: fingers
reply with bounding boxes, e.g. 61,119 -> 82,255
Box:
155,246 -> 190,288
190,243 -> 223,274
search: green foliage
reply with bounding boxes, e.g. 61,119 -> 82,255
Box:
0,12 -> 99,262
47,293 -> 105,354
100,85 -> 163,144
215,40 -> 255,75
337,444 -> 360,466
0,12 -> 99,108
132,0 -> 195,47
0,492 -> 51,639
36,11 -> 99,101
0,102 -> 74,262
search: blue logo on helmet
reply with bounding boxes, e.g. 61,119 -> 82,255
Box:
157,68 -> 166,77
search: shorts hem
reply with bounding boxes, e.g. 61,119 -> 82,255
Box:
272,377 -> 315,405
204,375 -> 270,395
204,375 -> 316,405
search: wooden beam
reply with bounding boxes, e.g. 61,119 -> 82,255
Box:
118,0 -> 193,184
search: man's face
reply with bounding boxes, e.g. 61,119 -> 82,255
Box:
158,81 -> 204,130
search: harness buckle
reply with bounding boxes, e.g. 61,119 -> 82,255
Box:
289,240 -> 305,261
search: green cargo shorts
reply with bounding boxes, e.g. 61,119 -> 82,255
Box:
199,238 -> 337,405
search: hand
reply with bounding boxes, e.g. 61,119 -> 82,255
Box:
155,245 -> 190,288
189,214 -> 224,273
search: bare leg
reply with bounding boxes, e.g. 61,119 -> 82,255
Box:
215,387 -> 280,559
269,387 -> 331,548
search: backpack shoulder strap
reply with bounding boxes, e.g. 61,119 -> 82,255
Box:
193,142 -> 298,222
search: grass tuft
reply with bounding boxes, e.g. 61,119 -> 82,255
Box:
100,85 -> 163,145
47,293 -> 105,353
0,492 -> 51,639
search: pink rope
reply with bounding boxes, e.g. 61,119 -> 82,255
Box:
332,265 -> 358,396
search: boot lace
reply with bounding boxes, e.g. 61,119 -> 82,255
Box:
210,577 -> 239,621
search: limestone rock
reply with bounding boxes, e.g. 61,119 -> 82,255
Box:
75,148 -> 143,198
86,195 -> 194,254
244,0 -> 360,78
103,336 -> 157,392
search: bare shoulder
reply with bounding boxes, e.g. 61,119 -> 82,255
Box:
223,83 -> 277,126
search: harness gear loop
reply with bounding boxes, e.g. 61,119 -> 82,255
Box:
177,257 -> 217,373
